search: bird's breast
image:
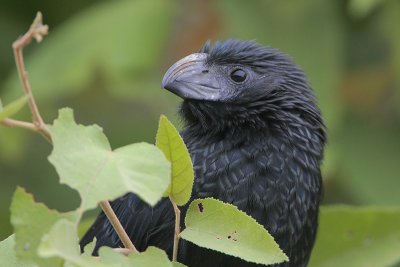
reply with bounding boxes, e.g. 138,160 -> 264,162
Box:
184,130 -> 321,228
187,135 -> 285,209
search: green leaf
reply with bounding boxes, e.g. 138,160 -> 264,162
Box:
10,187 -> 78,267
40,221 -> 179,267
3,0 -> 174,101
0,235 -> 34,267
181,198 -> 288,265
125,247 -> 177,267
96,247 -> 127,266
81,239 -> 96,256
0,235 -> 17,267
38,219 -> 81,261
96,246 -> 185,267
309,206 -> 400,267
48,108 -> 171,210
156,115 -> 194,205
0,96 -> 28,122
78,218 -> 95,239
38,219 -> 105,267
172,262 -> 187,267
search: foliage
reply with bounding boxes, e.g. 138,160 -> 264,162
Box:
0,235 -> 34,267
1,0 -> 400,266
0,33 -> 288,265
309,206 -> 400,267
156,115 -> 194,206
1,0 -> 400,211
11,188 -> 78,267
181,198 -> 288,265
48,108 -> 171,209
0,107 -> 289,266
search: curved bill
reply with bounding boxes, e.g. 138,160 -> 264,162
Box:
162,53 -> 220,100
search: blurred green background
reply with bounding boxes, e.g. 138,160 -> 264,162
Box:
0,0 -> 399,245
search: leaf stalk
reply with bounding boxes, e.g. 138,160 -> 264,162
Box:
169,196 -> 181,262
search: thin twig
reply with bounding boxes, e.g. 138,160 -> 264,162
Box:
12,12 -> 49,139
169,196 -> 181,262
1,118 -> 37,131
1,119 -> 52,142
99,201 -> 138,253
1,118 -> 51,143
6,12 -> 139,255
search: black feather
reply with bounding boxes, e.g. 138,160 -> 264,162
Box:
80,39 -> 326,267
80,194 -> 175,255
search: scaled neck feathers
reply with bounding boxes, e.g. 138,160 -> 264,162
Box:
180,96 -> 326,146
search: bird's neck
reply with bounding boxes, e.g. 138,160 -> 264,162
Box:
180,100 -> 268,138
180,99 -> 326,146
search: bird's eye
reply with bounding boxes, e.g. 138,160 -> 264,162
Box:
230,69 -> 247,83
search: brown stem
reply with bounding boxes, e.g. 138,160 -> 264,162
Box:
99,201 -> 138,253
1,118 -> 51,142
169,196 -> 181,262
2,118 -> 37,131
12,12 -> 49,137
7,12 -> 138,255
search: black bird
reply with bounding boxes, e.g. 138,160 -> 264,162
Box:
80,40 -> 326,267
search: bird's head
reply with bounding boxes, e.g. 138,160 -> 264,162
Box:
162,39 -> 325,142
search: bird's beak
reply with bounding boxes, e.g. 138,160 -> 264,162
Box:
162,53 -> 220,100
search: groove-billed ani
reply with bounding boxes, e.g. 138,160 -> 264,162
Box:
80,40 -> 326,267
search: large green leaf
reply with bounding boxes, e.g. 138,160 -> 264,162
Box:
39,219 -> 110,267
181,198 -> 288,265
0,96 -> 28,122
40,219 -> 142,267
39,216 -> 184,267
0,235 -> 34,267
156,115 -> 194,205
2,0 -> 174,101
172,262 -> 187,267
0,235 -> 17,267
125,247 -> 178,267
10,187 -> 78,267
309,206 -> 400,267
48,108 -> 171,210
0,193 -> 186,267
98,246 -> 182,267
